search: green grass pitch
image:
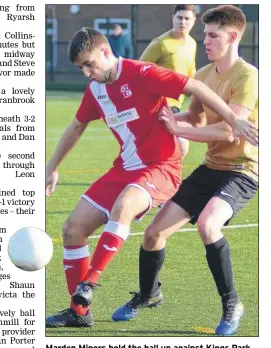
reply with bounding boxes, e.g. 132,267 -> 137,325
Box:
46,92 -> 258,337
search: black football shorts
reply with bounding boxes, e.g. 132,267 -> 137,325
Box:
171,165 -> 258,224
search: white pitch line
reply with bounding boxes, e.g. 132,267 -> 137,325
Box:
88,223 -> 258,239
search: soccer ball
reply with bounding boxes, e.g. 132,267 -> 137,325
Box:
8,226 -> 53,271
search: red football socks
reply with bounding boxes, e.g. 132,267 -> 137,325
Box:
63,244 -> 90,315
85,221 -> 130,283
63,222 -> 129,316
85,231 -> 125,283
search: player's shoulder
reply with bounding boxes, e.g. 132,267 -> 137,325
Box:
235,58 -> 258,78
123,58 -> 157,76
195,63 -> 215,79
150,30 -> 171,46
156,30 -> 171,41
124,58 -> 155,69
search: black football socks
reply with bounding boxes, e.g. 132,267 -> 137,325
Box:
139,246 -> 165,299
205,237 -> 237,301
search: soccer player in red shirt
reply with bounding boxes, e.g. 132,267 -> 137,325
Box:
46,27 -> 258,328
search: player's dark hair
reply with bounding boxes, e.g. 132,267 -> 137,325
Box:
68,27 -> 110,63
201,5 -> 246,35
173,5 -> 196,15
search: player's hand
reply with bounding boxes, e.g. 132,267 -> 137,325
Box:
217,122 -> 240,144
46,169 -> 59,197
227,133 -> 240,145
159,106 -> 178,134
232,118 -> 258,146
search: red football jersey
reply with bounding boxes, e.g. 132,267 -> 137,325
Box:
76,58 -> 188,170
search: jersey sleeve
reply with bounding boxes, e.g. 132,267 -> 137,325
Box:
140,40 -> 161,63
76,86 -> 100,123
139,63 -> 189,99
230,69 -> 258,111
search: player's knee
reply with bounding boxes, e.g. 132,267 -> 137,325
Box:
197,214 -> 224,244
197,215 -> 217,242
111,195 -> 134,221
62,218 -> 81,244
115,195 -> 133,210
62,220 -> 72,244
143,225 -> 164,249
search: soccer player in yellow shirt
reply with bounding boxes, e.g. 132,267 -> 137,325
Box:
140,4 -> 197,161
113,5 -> 258,336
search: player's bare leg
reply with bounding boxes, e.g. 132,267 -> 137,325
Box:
63,198 -> 107,246
46,199 -> 106,328
72,185 -> 150,310
143,200 -> 190,250
197,197 -> 244,335
112,200 -> 191,321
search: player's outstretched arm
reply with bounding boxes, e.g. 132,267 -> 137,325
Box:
46,170 -> 59,197
227,103 -> 258,142
46,118 -> 88,196
182,79 -> 258,146
173,101 -> 206,128
159,106 -> 236,143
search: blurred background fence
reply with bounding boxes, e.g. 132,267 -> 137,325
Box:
46,4 -> 258,91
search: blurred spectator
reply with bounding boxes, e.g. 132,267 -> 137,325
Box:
140,5 -> 197,160
108,24 -> 134,58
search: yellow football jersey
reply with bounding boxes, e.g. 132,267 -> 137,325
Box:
140,30 -> 197,109
190,58 -> 258,182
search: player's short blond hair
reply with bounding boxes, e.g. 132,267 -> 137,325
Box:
68,27 -> 111,63
201,5 -> 246,37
